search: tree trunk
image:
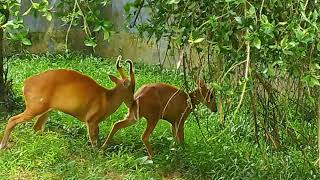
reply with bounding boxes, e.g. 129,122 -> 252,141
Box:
0,26 -> 4,104
0,7 -> 9,111
317,92 -> 320,167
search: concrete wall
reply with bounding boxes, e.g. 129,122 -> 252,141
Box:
5,0 -> 176,66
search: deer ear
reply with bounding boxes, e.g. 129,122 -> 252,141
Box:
109,75 -> 119,84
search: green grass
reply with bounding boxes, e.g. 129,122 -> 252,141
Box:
0,53 -> 319,179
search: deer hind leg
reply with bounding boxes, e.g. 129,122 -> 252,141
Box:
142,118 -> 159,159
33,111 -> 50,132
0,110 -> 40,149
102,111 -> 137,147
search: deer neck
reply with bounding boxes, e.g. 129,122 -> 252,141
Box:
104,87 -> 124,114
188,89 -> 201,109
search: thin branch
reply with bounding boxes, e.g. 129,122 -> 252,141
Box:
65,0 -> 78,52
76,2 -> 91,36
233,41 -> 251,119
259,0 -> 265,20
219,59 -> 247,82
130,0 -> 145,28
304,0 -> 309,10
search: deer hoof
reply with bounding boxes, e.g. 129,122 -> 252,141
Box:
0,143 -> 6,150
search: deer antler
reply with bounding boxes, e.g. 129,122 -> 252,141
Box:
126,59 -> 135,91
116,55 -> 126,79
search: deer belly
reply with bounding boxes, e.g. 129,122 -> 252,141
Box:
162,104 -> 190,123
50,88 -> 94,121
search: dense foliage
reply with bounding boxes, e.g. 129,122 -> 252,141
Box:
0,0 -> 112,49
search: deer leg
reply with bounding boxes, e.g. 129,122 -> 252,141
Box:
177,121 -> 184,144
0,110 -> 38,149
176,117 -> 187,144
142,119 -> 159,159
86,120 -> 100,148
33,112 -> 50,132
171,123 -> 178,142
177,125 -> 185,144
102,112 -> 137,147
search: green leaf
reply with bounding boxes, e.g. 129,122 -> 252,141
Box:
103,31 -> 111,41
278,22 -> 287,25
21,38 -> 32,46
167,0 -> 180,4
101,0 -> 110,6
192,38 -> 205,44
45,12 -> 52,21
280,35 -> 288,48
124,3 -> 133,13
93,25 -> 102,32
310,63 -> 320,71
267,65 -> 275,77
312,78 -> 320,87
303,75 -> 320,87
248,6 -> 256,17
235,16 -> 242,24
84,37 -> 97,48
32,3 -> 40,9
22,7 -> 32,16
253,37 -> 261,49
317,42 -> 320,51
212,82 -> 223,91
0,14 -> 5,24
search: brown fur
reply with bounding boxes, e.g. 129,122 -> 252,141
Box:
0,56 -> 135,149
103,80 -> 217,159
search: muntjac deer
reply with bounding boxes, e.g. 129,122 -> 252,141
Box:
0,56 -> 135,149
102,79 -> 217,159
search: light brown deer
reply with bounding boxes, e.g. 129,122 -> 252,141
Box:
102,79 -> 217,159
0,56 -> 135,149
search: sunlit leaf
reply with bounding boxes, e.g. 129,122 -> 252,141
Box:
235,16 -> 242,24
45,12 -> 52,21
84,37 -> 97,48
21,38 -> 32,46
253,37 -> 261,49
167,0 -> 180,4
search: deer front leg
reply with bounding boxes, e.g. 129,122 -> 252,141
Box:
86,120 -> 100,148
176,125 -> 185,144
171,124 -> 177,141
102,112 -> 137,147
176,115 -> 188,144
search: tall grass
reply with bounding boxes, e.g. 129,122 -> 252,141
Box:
0,53 -> 318,179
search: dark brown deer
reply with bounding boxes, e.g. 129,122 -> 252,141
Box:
0,56 -> 135,149
103,79 -> 217,159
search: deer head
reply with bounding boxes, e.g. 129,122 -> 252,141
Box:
194,79 -> 217,112
108,56 -> 135,107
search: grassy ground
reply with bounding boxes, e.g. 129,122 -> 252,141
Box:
0,54 -> 319,179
